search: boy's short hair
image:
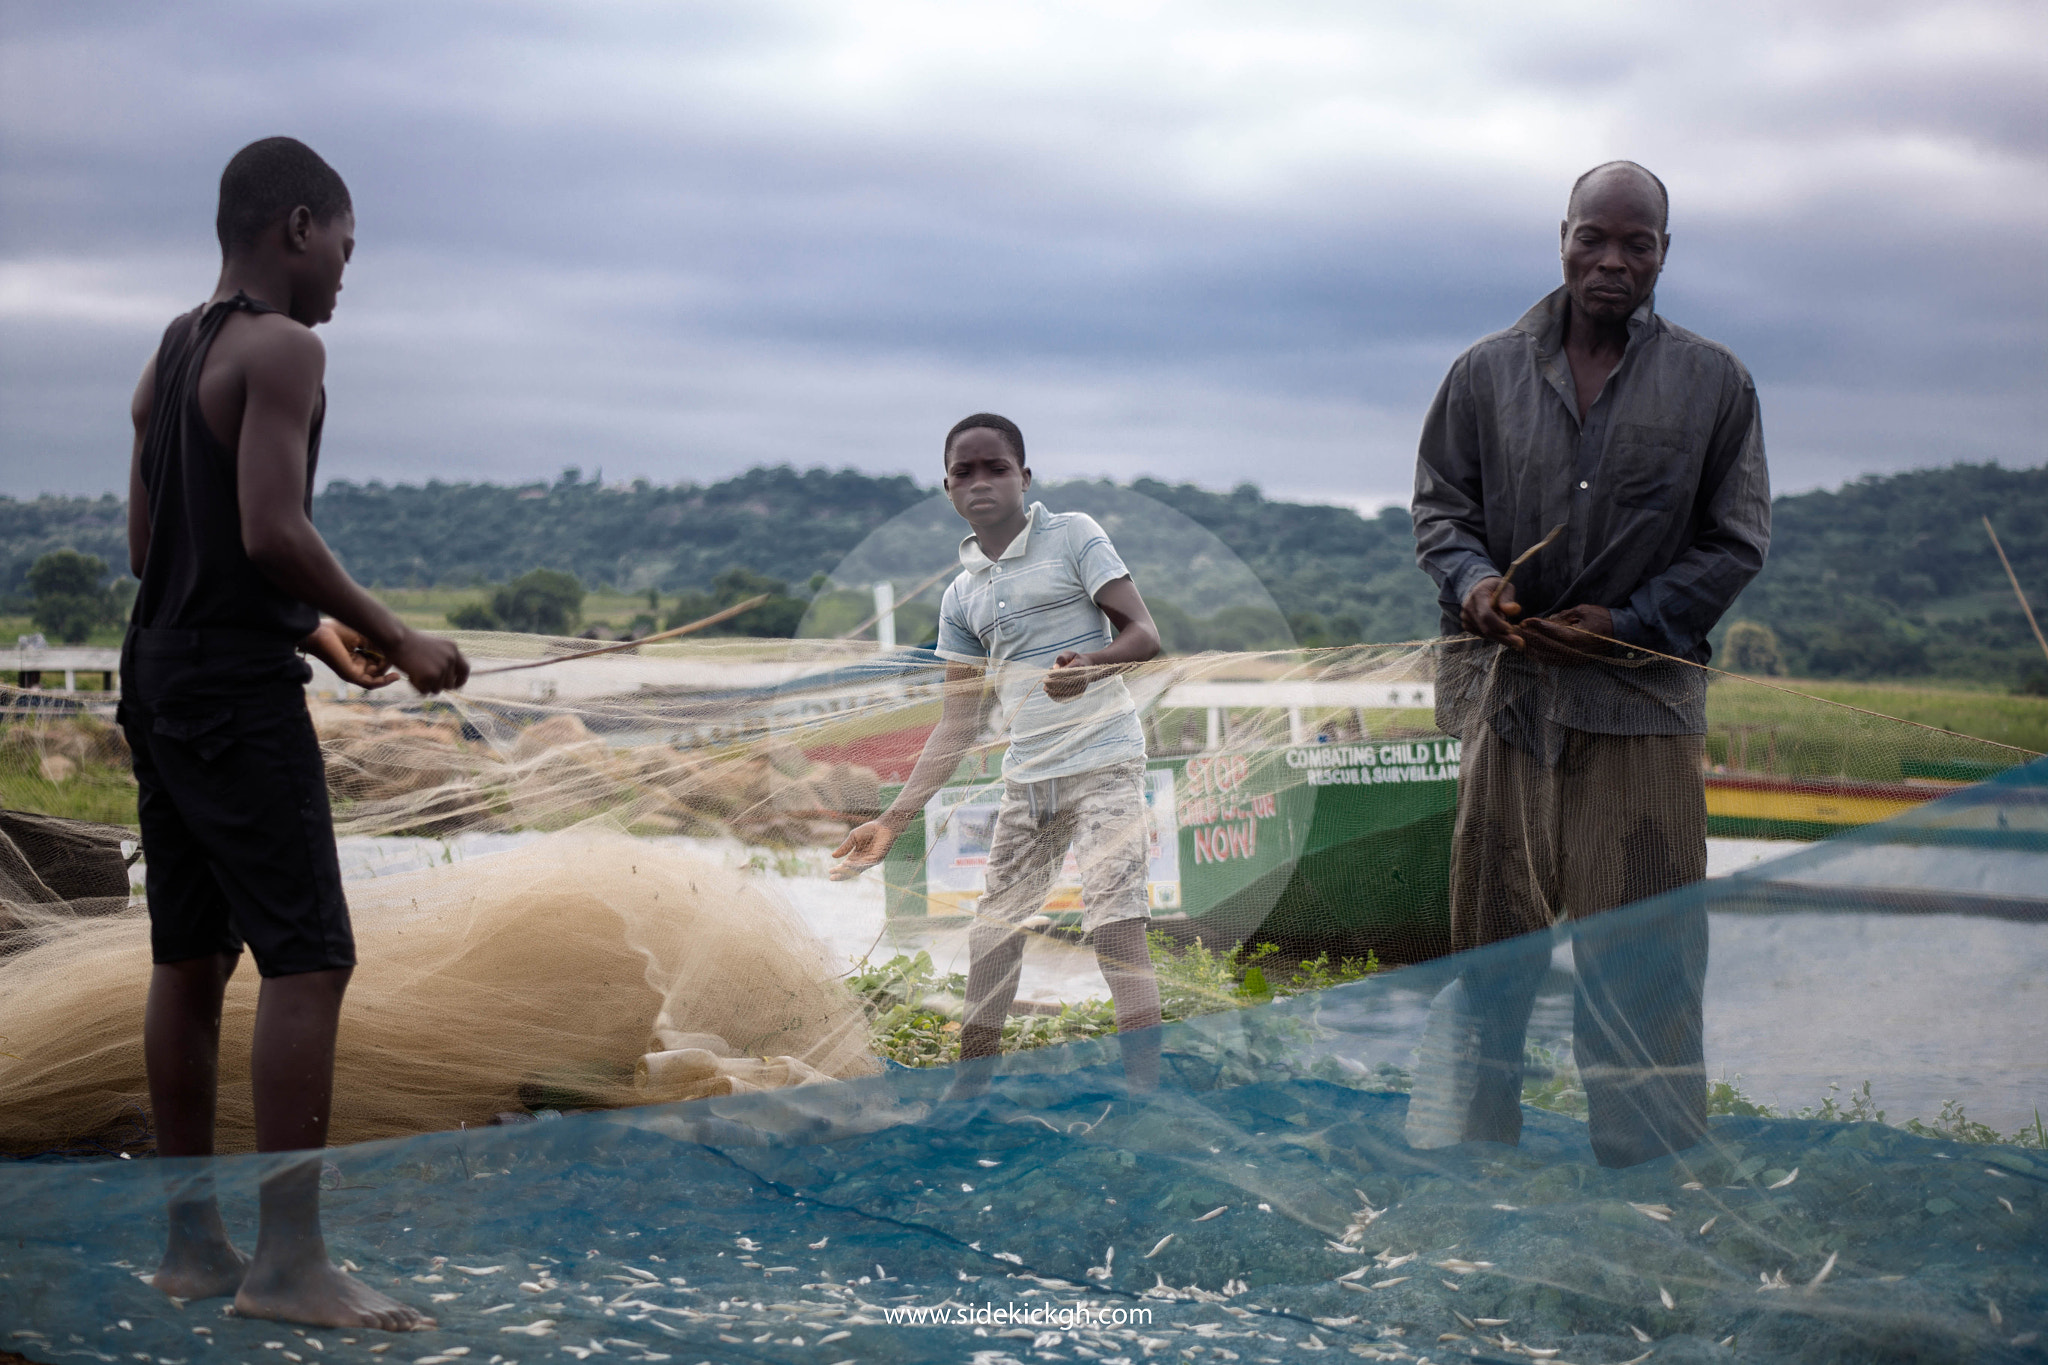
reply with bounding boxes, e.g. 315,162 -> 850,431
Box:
216,137 -> 353,256
945,413 -> 1026,467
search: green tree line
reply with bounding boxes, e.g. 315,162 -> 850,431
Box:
4,462 -> 2043,684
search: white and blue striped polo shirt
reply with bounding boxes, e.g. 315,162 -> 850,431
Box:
935,502 -> 1148,783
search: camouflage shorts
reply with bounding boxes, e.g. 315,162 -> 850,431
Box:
972,759 -> 1151,949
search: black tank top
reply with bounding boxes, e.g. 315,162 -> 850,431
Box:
129,293 -> 321,642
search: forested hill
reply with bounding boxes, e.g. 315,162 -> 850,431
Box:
1,461 -> 2042,684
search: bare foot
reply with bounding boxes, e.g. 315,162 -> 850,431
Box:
153,1202 -> 250,1301
234,1259 -> 434,1332
153,1237 -> 249,1300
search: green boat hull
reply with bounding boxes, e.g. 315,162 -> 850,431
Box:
883,739 -> 1461,965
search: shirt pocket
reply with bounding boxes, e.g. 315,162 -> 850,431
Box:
1604,423 -> 1701,512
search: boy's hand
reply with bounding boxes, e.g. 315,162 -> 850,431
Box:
1045,651 -> 1095,701
830,820 -> 899,880
301,621 -> 397,689
388,629 -> 471,695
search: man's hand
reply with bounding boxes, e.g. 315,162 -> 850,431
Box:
301,621 -> 397,689
1519,604 -> 1615,665
1460,576 -> 1525,648
1045,651 -> 1096,702
830,819 -> 900,881
388,630 -> 470,695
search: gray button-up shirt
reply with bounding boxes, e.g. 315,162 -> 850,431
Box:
1413,286 -> 1771,738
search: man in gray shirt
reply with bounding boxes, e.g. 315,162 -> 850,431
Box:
1410,161 -> 1770,1166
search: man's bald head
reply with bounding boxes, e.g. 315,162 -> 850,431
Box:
1567,161 -> 1669,233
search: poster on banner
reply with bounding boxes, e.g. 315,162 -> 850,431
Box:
922,769 -> 1182,917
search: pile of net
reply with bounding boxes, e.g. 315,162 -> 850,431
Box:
0,826 -> 877,1153
314,703 -> 884,847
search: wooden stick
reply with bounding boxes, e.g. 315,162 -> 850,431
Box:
1499,522 -> 1567,589
1985,515 -> 2048,666
836,561 -> 960,641
465,594 -> 772,677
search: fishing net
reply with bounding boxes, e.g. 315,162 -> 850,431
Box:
2,483 -> 2045,1361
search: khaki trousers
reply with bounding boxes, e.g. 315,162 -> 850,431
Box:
1444,725 -> 1709,1167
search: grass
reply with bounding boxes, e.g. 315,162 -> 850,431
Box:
850,936 -> 1379,1069
1705,673 -> 2047,779
0,765 -> 137,825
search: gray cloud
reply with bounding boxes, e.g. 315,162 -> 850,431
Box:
1,0 -> 2042,509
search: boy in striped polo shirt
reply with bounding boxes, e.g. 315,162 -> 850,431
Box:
832,413 -> 1165,1082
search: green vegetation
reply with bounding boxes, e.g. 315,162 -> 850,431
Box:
26,550 -> 123,644
0,721 -> 138,826
1713,462 -> 2048,689
446,567 -> 588,634
850,936 -> 1379,1068
1705,676 -> 2048,776
3,461 -> 2043,680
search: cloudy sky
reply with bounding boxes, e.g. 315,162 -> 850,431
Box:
1,0 -> 2041,510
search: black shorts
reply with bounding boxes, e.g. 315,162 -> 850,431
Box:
119,628 -> 354,977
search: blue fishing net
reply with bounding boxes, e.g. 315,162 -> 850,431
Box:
5,760 -> 2043,1364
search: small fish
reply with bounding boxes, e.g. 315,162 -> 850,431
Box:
431,1294 -> 459,1304
1720,1336 -> 1735,1347
1699,1215 -> 1719,1235
1377,1251 -> 1416,1269
1473,1318 -> 1508,1327
1758,1269 -> 1789,1291
497,1322 -> 556,1338
1452,1312 -> 1477,1331
809,1237 -> 829,1250
1808,1251 -> 1838,1289
977,1159 -> 1000,1168
1258,1203 -> 1273,1212
1989,1302 -> 2003,1327
1628,1203 -> 1673,1222
1659,1287 -> 1675,1309
1682,1181 -> 1704,1191
1441,1279 -> 1460,1291
1491,1203 -> 1518,1211
1525,1350 -> 1560,1360
1195,1207 -> 1229,1222
1433,1259 -> 1494,1274
1438,1334 -> 1465,1343
1337,1268 -> 1370,1283
1628,1324 -> 1652,1342
455,1266 -> 505,1276
1768,1168 -> 1799,1190
1145,1235 -> 1174,1259
1998,1197 -> 2016,1215
960,1183 -> 974,1193
1369,1277 -> 1409,1289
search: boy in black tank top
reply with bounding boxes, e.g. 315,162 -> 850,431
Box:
121,138 -> 466,1332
